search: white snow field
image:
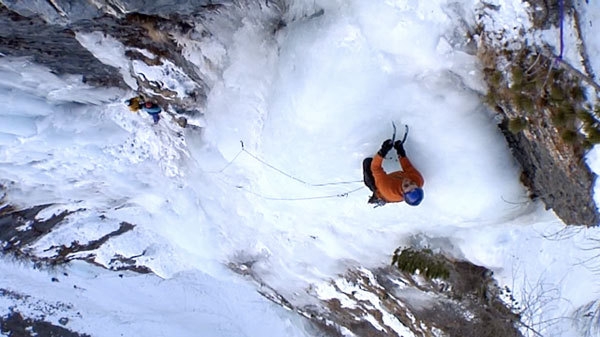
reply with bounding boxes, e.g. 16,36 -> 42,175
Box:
1,1 -> 600,336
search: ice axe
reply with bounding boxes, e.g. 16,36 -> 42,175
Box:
391,121 -> 409,144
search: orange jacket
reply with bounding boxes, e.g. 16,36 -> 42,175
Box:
371,154 -> 424,203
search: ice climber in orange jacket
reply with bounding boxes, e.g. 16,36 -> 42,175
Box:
362,138 -> 424,207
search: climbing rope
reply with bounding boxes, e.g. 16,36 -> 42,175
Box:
556,0 -> 565,65
239,142 -> 363,187
208,140 -> 365,201
230,181 -> 365,201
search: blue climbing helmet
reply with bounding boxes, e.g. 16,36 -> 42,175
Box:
404,187 -> 424,206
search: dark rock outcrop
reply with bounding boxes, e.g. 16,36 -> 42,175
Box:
229,249 -> 524,337
498,117 -> 599,226
1,311 -> 91,337
0,0 -> 289,118
0,204 -> 73,257
0,203 -> 149,272
477,2 -> 600,226
1,0 -> 218,23
0,0 -> 219,112
0,4 -> 126,88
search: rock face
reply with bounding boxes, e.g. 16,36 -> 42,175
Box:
0,4 -> 125,88
1,311 -> 91,337
0,0 -> 223,113
0,204 -> 73,257
1,0 -> 216,22
0,204 -> 149,272
230,248 -> 524,337
499,118 -> 599,227
477,1 -> 600,226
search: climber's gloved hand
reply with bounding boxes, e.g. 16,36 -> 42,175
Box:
378,139 -> 394,157
394,140 -> 406,157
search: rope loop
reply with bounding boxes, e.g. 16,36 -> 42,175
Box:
208,140 -> 365,201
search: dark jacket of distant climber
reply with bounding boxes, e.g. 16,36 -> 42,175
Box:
125,97 -> 162,124
142,101 -> 162,124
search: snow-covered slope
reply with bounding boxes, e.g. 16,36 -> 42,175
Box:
2,0 -> 600,336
